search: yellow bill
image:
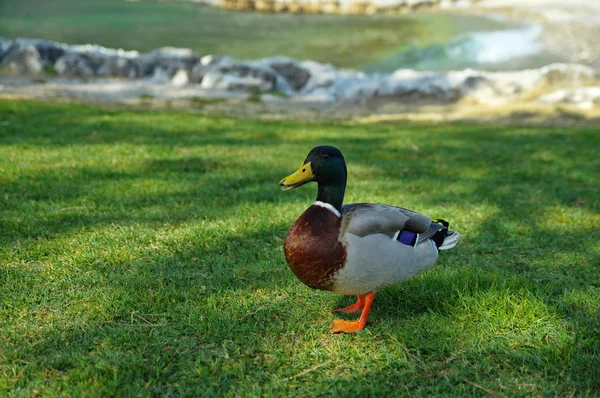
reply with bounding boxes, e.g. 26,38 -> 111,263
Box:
279,162 -> 314,190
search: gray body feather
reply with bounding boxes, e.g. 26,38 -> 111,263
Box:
331,203 -> 458,295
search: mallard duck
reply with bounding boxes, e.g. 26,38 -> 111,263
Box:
279,146 -> 459,333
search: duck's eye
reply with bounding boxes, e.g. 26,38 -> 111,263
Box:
323,153 -> 330,159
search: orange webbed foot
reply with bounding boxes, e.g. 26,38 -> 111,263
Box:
332,294 -> 365,314
330,319 -> 365,333
329,292 -> 375,334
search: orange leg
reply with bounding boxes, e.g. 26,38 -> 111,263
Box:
332,294 -> 365,313
330,292 -> 375,333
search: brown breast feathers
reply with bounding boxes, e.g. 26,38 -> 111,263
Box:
283,205 -> 347,291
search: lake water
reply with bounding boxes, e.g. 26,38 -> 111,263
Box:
364,16 -> 562,73
0,0 -> 559,72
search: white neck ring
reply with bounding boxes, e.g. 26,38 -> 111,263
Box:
313,201 -> 341,218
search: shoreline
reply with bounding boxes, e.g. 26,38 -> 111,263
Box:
1,1 -> 598,122
2,87 -> 599,128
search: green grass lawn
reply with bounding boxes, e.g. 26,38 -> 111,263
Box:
0,100 -> 599,395
0,0 -> 504,69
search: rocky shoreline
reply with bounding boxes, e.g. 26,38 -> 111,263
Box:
1,37 -> 599,110
205,0 -> 473,15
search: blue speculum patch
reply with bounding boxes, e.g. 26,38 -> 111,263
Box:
398,230 -> 418,246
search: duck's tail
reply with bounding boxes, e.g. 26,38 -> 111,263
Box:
430,219 -> 460,251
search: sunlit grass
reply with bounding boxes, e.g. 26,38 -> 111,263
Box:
0,100 -> 599,395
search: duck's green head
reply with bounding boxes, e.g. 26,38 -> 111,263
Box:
279,145 -> 347,191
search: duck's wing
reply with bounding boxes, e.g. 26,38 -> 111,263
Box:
340,203 -> 433,238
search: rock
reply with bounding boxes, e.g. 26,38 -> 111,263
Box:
189,54 -> 234,83
200,61 -> 277,92
346,1 -> 372,14
96,56 -> 140,78
296,60 -> 339,93
149,67 -> 171,84
270,60 -> 311,90
27,39 -> 66,65
287,1 -> 304,12
308,63 -> 600,104
203,0 -> 452,13
255,0 -> 276,12
4,39 -> 69,68
538,63 -> 598,84
217,0 -> 236,9
439,0 -> 471,8
539,87 -> 600,109
273,0 -> 289,12
330,69 -> 462,101
139,47 -> 200,78
150,66 -> 190,86
0,44 -> 44,74
2,36 -> 599,105
171,69 -> 189,86
236,0 -> 256,9
407,0 -> 437,10
321,0 -> 341,13
59,42 -> 140,78
200,54 -> 232,67
54,53 -> 96,78
70,43 -> 139,59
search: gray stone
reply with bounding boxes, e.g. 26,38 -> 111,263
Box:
171,69 -> 190,86
95,56 -> 140,78
200,54 -> 232,67
0,44 -> 44,74
70,43 -> 139,59
299,63 -> 600,104
539,87 -> 600,109
200,62 -> 277,92
31,40 -> 67,65
188,55 -> 233,83
54,53 -> 96,78
2,36 -> 599,105
139,47 -> 200,77
270,61 -> 311,90
8,39 -> 69,67
538,63 -> 598,84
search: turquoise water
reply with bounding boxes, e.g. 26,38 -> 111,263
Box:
364,18 -> 562,73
